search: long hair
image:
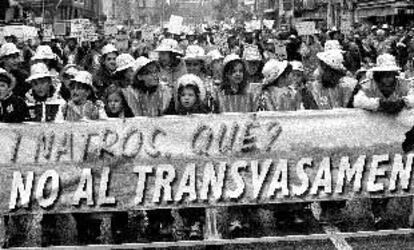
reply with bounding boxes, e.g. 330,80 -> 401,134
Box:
132,62 -> 160,95
320,61 -> 346,88
104,85 -> 134,118
221,60 -> 248,95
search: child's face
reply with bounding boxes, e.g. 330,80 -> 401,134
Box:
159,52 -> 172,67
107,93 -> 123,114
104,52 -> 118,72
228,62 -> 244,85
139,63 -> 159,88
180,87 -> 197,109
246,61 -> 260,75
70,82 -> 90,104
31,77 -> 51,98
124,67 -> 135,83
290,70 -> 303,86
186,60 -> 202,75
0,81 -> 11,100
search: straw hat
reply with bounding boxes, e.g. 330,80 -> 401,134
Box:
115,53 -> 137,73
0,43 -> 20,59
26,63 -> 52,82
324,40 -> 343,52
370,54 -> 401,72
135,56 -> 157,73
101,44 -> 118,56
0,68 -> 16,89
61,64 -> 79,78
316,50 -> 347,72
155,38 -> 184,55
31,45 -> 56,61
262,59 -> 289,83
207,49 -> 224,61
184,45 -> 207,61
243,46 -> 262,61
290,61 -> 304,72
223,54 -> 242,68
72,71 -> 93,86
177,74 -> 206,101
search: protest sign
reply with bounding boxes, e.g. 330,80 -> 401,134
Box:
341,13 -> 353,35
54,22 -> 67,36
115,34 -> 129,51
0,110 -> 414,215
168,15 -> 184,35
263,19 -> 275,29
295,21 -> 316,36
104,20 -> 118,36
1,25 -> 38,41
42,24 -> 54,42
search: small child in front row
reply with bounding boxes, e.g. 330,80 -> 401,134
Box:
104,85 -> 134,118
55,71 -> 107,122
164,74 -> 210,115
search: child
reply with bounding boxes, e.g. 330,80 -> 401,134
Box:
104,85 -> 134,118
55,71 -> 107,122
243,46 -> 264,84
164,74 -> 209,115
214,54 -> 260,112
0,68 -> 28,123
114,53 -> 137,88
59,64 -> 79,101
25,63 -> 65,122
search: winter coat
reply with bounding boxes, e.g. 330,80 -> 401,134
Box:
0,94 -> 29,123
353,78 -> 414,111
9,69 -> 31,99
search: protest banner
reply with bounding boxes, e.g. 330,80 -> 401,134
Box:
0,109 -> 414,215
168,15 -> 184,35
1,25 -> 38,41
263,19 -> 275,29
295,21 -> 316,36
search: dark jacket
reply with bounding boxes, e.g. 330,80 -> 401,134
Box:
0,94 -> 29,123
10,69 -> 31,99
93,66 -> 117,100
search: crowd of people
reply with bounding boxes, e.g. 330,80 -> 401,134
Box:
2,21 -> 414,244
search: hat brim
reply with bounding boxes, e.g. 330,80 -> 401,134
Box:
317,53 -> 347,72
369,66 -> 401,72
31,55 -> 56,61
0,50 -> 20,59
26,74 -> 51,82
184,56 -> 207,61
155,47 -> 184,55
115,62 -> 137,73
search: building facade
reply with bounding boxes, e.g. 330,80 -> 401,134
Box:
356,0 -> 414,26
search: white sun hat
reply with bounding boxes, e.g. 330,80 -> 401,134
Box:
317,50 -> 347,72
101,44 -> 118,56
223,54 -> 243,68
0,43 -> 20,58
262,59 -> 289,83
72,71 -> 93,86
290,61 -> 304,72
207,49 -> 224,61
26,63 -> 52,82
31,45 -> 56,61
61,64 -> 79,78
370,53 -> 401,72
177,73 -> 206,101
243,46 -> 262,61
324,40 -> 343,52
155,38 -> 184,55
115,53 -> 137,73
184,45 -> 207,61
135,56 -> 157,73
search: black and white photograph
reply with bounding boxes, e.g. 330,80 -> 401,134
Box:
0,0 -> 414,249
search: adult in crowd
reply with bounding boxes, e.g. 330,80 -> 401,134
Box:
93,44 -> 119,99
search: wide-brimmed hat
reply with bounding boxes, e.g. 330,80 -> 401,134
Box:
290,61 -> 304,72
101,44 -> 118,56
115,53 -> 137,73
370,54 -> 401,72
207,49 -> 224,62
243,46 -> 262,61
0,68 -> 16,89
184,45 -> 207,61
26,63 -> 52,82
317,50 -> 347,72
31,45 -> 56,61
223,54 -> 243,68
155,39 -> 184,55
71,71 -> 93,86
135,56 -> 157,73
60,64 -> 79,78
262,59 -> 289,83
324,40 -> 343,52
177,73 -> 206,101
0,43 -> 20,59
